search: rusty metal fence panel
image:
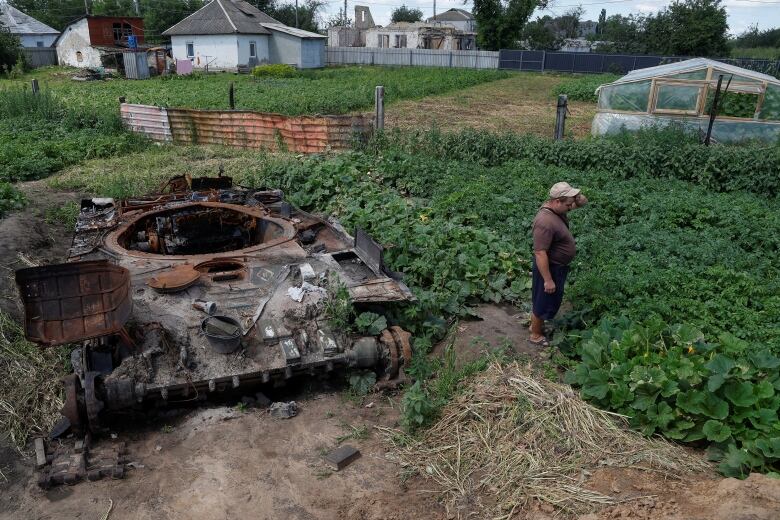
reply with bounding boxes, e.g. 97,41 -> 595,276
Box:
21,47 -> 58,68
121,103 -> 371,152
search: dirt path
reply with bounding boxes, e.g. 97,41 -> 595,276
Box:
380,74 -> 597,139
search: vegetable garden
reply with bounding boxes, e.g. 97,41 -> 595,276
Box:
2,66 -> 779,481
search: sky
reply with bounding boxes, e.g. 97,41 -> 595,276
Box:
320,0 -> 780,37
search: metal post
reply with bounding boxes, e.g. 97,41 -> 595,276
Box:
410,49 -> 413,66
554,94 -> 567,140
704,75 -> 726,146
374,85 -> 384,131
229,82 -> 235,110
31,79 -> 39,95
295,0 -> 299,28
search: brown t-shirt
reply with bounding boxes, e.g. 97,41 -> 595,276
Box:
532,207 -> 576,266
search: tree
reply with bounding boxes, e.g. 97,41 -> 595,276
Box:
656,0 -> 728,56
597,8 -> 606,35
270,0 -> 323,32
326,7 -> 351,28
9,0 -> 88,31
522,16 -> 559,50
473,0 -> 547,50
391,5 -> 422,23
0,19 -> 23,71
556,7 -> 582,39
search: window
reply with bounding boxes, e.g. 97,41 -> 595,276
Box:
652,82 -> 703,115
249,41 -> 257,58
186,42 -> 195,59
36,41 -> 44,47
76,51 -> 83,63
378,35 -> 389,48
394,34 -> 407,48
113,23 -> 122,42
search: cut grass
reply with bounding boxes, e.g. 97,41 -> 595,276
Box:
383,72 -> 599,138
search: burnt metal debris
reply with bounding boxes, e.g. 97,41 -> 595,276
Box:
17,174 -> 415,487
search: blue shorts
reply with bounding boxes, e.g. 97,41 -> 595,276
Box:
531,258 -> 569,320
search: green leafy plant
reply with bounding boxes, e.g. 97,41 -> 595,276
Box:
354,312 -> 387,335
0,181 -> 25,217
251,63 -> 297,78
348,370 -> 377,396
324,273 -> 354,332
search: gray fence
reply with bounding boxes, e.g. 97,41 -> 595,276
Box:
498,49 -> 780,77
327,47 -> 499,69
21,48 -> 58,68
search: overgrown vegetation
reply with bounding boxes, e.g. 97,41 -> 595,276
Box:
251,64 -> 297,78
0,88 -> 147,182
552,73 -> 619,102
4,66 -> 510,117
0,181 -> 25,217
0,311 -> 71,453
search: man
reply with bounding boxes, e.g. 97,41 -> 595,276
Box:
529,182 -> 587,346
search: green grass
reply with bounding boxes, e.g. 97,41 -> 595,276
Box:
552,73 -> 620,103
730,47 -> 780,60
2,66 -> 511,116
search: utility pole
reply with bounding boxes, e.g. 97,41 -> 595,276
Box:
344,0 -> 347,25
83,0 -> 89,15
133,0 -> 140,16
433,0 -> 436,19
295,0 -> 299,28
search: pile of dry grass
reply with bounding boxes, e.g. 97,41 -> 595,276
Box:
0,311 -> 70,453
383,362 -> 711,518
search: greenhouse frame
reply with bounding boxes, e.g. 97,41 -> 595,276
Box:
592,58 -> 780,143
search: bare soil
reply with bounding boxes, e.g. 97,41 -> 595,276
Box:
381,74 -> 597,139
0,180 -> 83,321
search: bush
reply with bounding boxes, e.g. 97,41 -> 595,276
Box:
0,181 -> 25,217
251,63 -> 297,78
552,73 -> 620,102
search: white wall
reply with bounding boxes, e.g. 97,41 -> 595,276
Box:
365,29 -> 421,49
56,19 -> 103,68
236,34 -> 269,66
267,31 -> 300,67
170,34 -> 240,70
20,34 -> 58,48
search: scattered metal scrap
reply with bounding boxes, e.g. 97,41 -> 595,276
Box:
17,173 -> 415,487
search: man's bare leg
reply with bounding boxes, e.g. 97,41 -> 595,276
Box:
530,313 -> 545,342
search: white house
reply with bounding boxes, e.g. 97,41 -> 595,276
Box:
425,8 -> 476,34
0,3 -> 59,48
162,0 -> 326,70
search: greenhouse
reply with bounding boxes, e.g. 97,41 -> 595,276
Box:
592,58 -> 780,143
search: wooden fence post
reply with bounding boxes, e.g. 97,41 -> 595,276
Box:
554,94 -> 567,140
375,85 -> 385,131
229,82 -> 235,110
31,79 -> 39,94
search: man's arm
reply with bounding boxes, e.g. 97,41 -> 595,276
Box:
534,250 -> 556,294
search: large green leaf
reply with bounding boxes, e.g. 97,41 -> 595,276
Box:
705,354 -> 736,375
723,381 -> 759,408
582,369 -> 610,400
754,381 -> 775,400
647,402 -> 675,430
703,420 -> 732,442
749,350 -> 780,370
755,437 -> 780,459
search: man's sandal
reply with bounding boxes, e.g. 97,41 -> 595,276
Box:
528,336 -> 550,348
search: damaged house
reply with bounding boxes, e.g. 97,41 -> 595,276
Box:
55,15 -> 145,68
365,21 -> 475,50
0,3 -> 60,48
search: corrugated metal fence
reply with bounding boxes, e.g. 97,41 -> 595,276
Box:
326,46 -> 780,77
498,50 -> 780,77
327,47 -> 499,69
120,103 -> 372,153
21,48 -> 58,68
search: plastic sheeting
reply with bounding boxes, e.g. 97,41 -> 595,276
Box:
655,83 -> 701,112
592,112 -> 780,143
597,80 -> 651,111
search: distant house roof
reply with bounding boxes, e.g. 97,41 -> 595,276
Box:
261,23 -> 326,39
0,3 -> 59,35
162,0 -> 281,36
425,8 -> 474,23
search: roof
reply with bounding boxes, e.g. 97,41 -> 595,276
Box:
426,8 -> 474,22
162,0 -> 280,36
371,21 -> 473,34
260,23 -> 325,39
0,3 -> 59,35
613,58 -> 780,86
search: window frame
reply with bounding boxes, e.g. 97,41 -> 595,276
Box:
249,41 -> 257,58
186,42 -> 195,59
